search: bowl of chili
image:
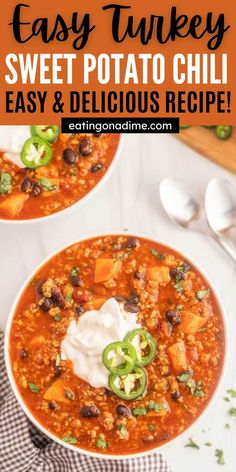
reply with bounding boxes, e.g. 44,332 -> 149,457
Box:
5,233 -> 228,459
0,127 -> 123,223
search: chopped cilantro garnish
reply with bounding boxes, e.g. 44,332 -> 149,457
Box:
117,424 -> 128,437
70,266 -> 80,277
229,407 -> 236,416
177,372 -> 192,383
176,304 -> 184,311
196,289 -> 210,301
227,389 -> 236,398
132,407 -> 147,416
147,400 -> 168,412
0,172 -> 12,195
174,281 -> 184,292
215,449 -> 225,465
150,248 -> 165,260
96,436 -> 108,449
185,437 -> 200,449
205,442 -> 212,447
62,436 -> 78,444
66,288 -> 73,302
177,373 -> 203,398
149,424 -> 156,431
38,177 -> 57,192
28,383 -> 40,394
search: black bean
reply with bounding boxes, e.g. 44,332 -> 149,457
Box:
126,237 -> 140,249
48,400 -> 57,410
161,434 -> 169,441
19,349 -> 28,359
116,404 -> 131,417
63,148 -> 78,165
114,295 -> 126,303
36,279 -> 46,297
80,405 -> 100,418
76,305 -> 85,315
51,288 -> 66,308
54,366 -> 62,378
32,183 -> 41,197
91,163 -> 103,173
70,275 -> 82,287
79,139 -> 93,157
179,368 -> 193,379
39,297 -> 53,312
170,269 -> 185,281
181,263 -> 191,272
171,391 -> 181,400
127,293 -> 139,305
93,133 -> 103,138
133,271 -> 144,280
21,177 -> 33,193
124,303 -> 140,313
165,310 -> 182,326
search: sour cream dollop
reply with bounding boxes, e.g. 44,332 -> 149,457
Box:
61,298 -> 141,389
0,125 -> 31,168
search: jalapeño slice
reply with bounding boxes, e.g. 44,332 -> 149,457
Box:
124,329 -> 157,367
102,341 -> 137,376
31,125 -> 60,143
21,136 -> 52,169
108,366 -> 147,400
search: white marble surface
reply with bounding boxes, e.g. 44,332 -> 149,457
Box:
1,134 -> 236,471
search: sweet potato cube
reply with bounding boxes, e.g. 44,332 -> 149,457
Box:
0,193 -> 29,217
168,341 -> 187,373
84,298 -> 106,310
147,266 -> 170,284
29,336 -> 45,348
94,259 -> 121,283
180,312 -> 207,335
43,379 -> 69,403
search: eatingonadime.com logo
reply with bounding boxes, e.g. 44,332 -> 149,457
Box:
61,118 -> 179,134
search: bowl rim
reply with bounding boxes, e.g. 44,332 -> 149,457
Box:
4,231 -> 229,461
0,134 -> 124,225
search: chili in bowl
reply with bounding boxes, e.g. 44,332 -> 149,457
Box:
5,234 -> 227,459
0,126 -> 122,223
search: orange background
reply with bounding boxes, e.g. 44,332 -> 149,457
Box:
0,0 -> 235,124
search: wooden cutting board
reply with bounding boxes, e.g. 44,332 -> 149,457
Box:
176,126 -> 236,173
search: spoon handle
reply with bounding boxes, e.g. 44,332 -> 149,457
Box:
216,235 -> 236,263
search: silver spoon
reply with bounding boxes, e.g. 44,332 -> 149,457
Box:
159,177 -> 236,262
205,178 -> 236,261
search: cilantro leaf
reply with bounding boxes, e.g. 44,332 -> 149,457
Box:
215,449 -> 225,465
185,437 -> 200,449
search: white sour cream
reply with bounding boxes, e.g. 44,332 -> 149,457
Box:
0,125 -> 31,168
61,298 -> 141,389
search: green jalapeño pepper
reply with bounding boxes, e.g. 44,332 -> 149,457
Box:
21,136 -> 52,169
31,125 -> 60,143
215,125 -> 232,140
108,366 -> 147,400
102,341 -> 137,376
124,329 -> 157,367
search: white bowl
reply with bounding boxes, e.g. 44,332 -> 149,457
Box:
0,135 -> 124,225
4,233 -> 229,460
